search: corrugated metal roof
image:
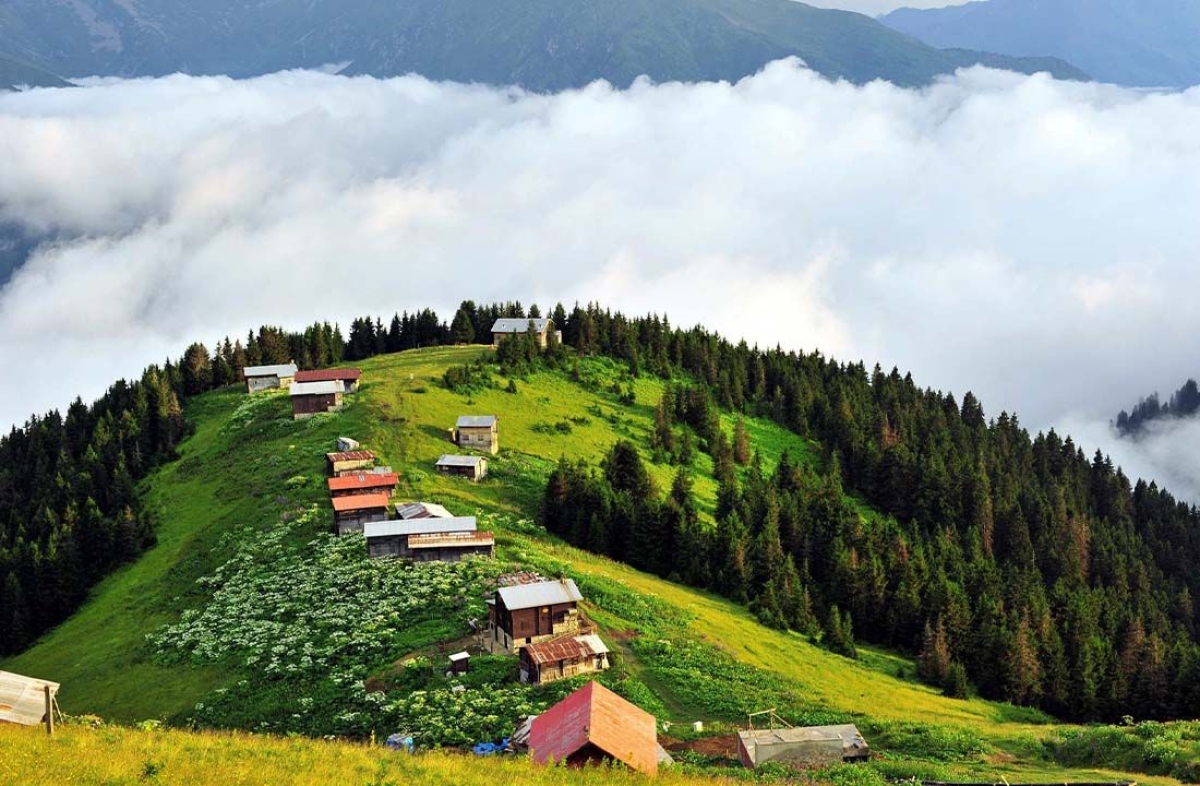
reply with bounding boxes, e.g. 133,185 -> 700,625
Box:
331,492 -> 390,513
530,681 -> 658,776
408,531 -> 494,549
289,380 -> 340,396
737,724 -> 869,764
496,579 -> 582,611
327,450 -> 376,462
522,635 -> 606,665
395,501 -> 454,520
243,363 -> 298,378
327,473 -> 398,492
491,318 -> 552,334
0,671 -> 59,727
456,415 -> 497,428
294,368 -> 362,383
363,516 -> 477,539
436,454 -> 485,468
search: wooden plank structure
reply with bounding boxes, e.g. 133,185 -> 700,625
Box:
289,380 -> 343,419
326,450 -> 376,475
408,530 -> 495,563
487,578 -> 584,653
327,472 -> 399,498
520,633 -> 610,685
332,492 -> 390,535
294,368 -> 362,393
435,454 -> 488,481
0,671 -> 60,732
363,516 -> 479,559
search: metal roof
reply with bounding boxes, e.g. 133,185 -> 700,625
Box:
294,368 -> 362,383
363,516 -> 477,539
330,492 -> 390,513
327,473 -> 399,492
737,724 -> 869,765
395,501 -> 455,520
436,454 -> 486,468
327,450 -> 376,462
491,318 -> 552,334
289,380 -> 340,396
522,634 -> 608,665
408,531 -> 494,549
243,363 -> 297,378
448,651 -> 470,662
456,415 -> 498,428
530,681 -> 658,776
0,671 -> 59,727
496,579 -> 582,611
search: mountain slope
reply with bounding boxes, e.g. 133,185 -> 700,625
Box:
0,52 -> 70,90
0,0 -> 1085,89
2,345 -> 1191,784
882,0 -> 1200,88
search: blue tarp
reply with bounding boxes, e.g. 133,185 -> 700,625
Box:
385,734 -> 414,752
472,737 -> 510,756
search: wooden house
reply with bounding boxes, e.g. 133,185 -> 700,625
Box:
395,501 -> 454,520
295,368 -> 362,393
487,579 -> 583,654
454,415 -> 499,455
363,516 -> 479,559
529,681 -> 661,776
0,671 -> 59,727
243,363 -> 297,393
435,454 -> 488,481
332,492 -> 390,535
289,380 -> 343,419
326,450 -> 376,475
737,724 -> 870,769
519,633 -> 610,686
327,472 -> 399,498
491,318 -> 555,349
408,531 -> 495,563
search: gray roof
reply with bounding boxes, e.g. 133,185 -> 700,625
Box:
456,415 -> 498,428
495,579 -> 583,611
738,724 -> 868,751
289,380 -> 340,396
396,501 -> 455,520
437,454 -> 486,468
490,318 -> 552,334
363,516 -> 477,539
243,363 -> 298,378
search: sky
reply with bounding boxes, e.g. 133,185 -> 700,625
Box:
801,0 -> 971,16
1,62 -> 1199,499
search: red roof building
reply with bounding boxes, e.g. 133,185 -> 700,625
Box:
529,681 -> 659,776
327,472 -> 399,497
331,491 -> 390,536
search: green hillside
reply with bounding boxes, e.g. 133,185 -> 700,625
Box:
4,346 -> 1195,783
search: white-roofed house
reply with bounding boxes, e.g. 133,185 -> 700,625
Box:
486,578 -> 585,654
289,380 -> 344,419
395,501 -> 455,520
436,454 -> 488,481
454,415 -> 499,455
490,317 -> 556,349
242,362 -> 298,393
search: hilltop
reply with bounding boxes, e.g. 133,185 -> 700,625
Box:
4,343 -> 1198,783
0,0 -> 1084,90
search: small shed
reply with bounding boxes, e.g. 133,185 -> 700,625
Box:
436,454 -> 488,481
326,450 -> 376,475
363,516 -> 478,559
295,368 -> 362,393
408,530 -> 496,563
487,579 -> 583,653
0,671 -> 59,727
336,437 -> 360,452
454,415 -> 499,455
290,380 -> 343,419
242,362 -> 298,393
449,651 -> 471,675
530,681 -> 660,777
327,472 -> 399,498
332,492 -> 390,535
520,633 -> 610,685
491,318 -> 555,349
737,724 -> 870,769
395,501 -> 455,520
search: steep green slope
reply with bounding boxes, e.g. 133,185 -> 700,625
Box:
2,346 -> 1186,782
0,0 -> 1084,88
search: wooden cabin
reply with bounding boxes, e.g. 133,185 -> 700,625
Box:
408,531 -> 495,563
520,634 -> 610,686
363,516 -> 479,559
529,681 -> 661,777
332,492 -> 390,535
290,380 -> 343,419
491,318 -> 555,349
448,652 -> 471,675
454,415 -> 499,455
737,724 -> 870,769
487,579 -> 583,654
327,472 -> 399,498
295,368 -> 362,393
435,454 -> 488,481
326,450 -> 376,475
242,363 -> 297,393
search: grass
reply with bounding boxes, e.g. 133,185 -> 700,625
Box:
1,345 -> 1190,784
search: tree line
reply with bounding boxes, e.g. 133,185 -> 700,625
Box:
1115,378 -> 1200,435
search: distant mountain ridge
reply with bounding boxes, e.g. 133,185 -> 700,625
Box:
882,0 -> 1200,88
0,0 -> 1086,91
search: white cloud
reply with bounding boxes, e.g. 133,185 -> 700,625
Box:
2,63 -> 1200,498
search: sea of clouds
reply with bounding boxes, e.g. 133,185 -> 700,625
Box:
2,61 -> 1199,498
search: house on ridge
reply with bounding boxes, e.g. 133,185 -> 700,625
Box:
490,318 -> 556,349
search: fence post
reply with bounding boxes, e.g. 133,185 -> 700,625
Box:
44,685 -> 54,736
